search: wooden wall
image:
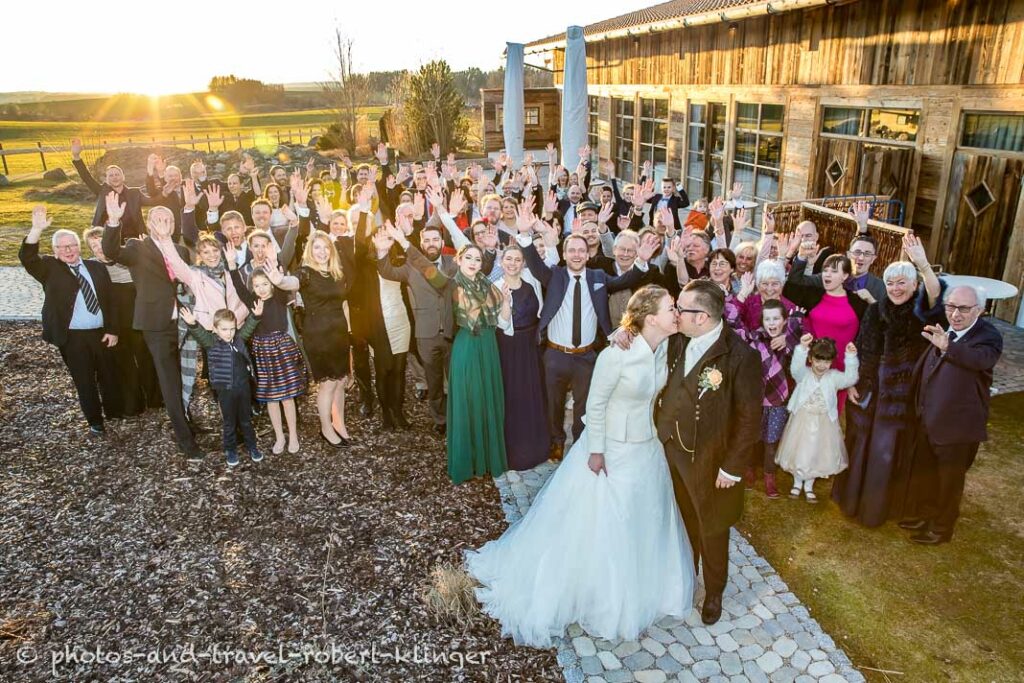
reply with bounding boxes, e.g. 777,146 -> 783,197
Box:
551,0 -> 1024,88
481,88 -> 561,153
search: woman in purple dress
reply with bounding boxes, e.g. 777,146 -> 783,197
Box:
494,245 -> 550,470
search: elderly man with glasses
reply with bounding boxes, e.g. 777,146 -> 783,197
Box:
901,271 -> 1004,545
20,205 -> 121,435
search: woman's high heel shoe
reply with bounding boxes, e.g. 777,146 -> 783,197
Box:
320,429 -> 347,449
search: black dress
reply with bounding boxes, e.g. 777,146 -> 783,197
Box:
496,283 -> 551,470
298,266 -> 351,380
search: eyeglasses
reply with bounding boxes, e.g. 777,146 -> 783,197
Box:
943,304 -> 978,315
849,250 -> 876,258
675,307 -> 708,315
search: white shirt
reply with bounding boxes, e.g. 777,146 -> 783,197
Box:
67,260 -> 104,330
682,320 -> 741,482
549,269 -> 597,349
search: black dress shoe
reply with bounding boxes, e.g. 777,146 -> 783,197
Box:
320,430 -> 347,449
391,410 -> 410,429
415,388 -> 428,400
701,594 -> 723,625
381,410 -> 395,430
898,518 -> 928,531
911,529 -> 951,545
184,442 -> 206,461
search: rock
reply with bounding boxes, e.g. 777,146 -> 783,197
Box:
612,640 -> 641,658
641,637 -> 666,657
43,168 -> 68,182
755,651 -> 783,674
0,174 -> 9,186
597,650 -> 623,670
634,670 -> 667,683
721,651 -> 744,676
573,636 -> 597,657
692,659 -> 722,679
771,637 -> 797,659
806,660 -> 835,677
308,136 -> 321,147
622,649 -> 654,671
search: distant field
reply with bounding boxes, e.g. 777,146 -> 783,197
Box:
0,107 -> 386,177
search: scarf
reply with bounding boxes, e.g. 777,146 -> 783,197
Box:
454,270 -> 502,334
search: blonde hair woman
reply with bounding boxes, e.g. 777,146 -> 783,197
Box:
298,230 -> 352,447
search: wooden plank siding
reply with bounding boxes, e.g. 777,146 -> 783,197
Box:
481,88 -> 561,153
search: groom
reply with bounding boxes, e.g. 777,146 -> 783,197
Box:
656,280 -> 762,624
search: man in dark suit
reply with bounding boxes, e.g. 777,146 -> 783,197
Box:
20,205 -> 120,434
101,194 -> 205,460
71,139 -> 150,240
376,224 -> 457,435
655,280 -> 763,624
648,178 -> 690,233
903,281 -> 1003,544
517,228 -> 658,459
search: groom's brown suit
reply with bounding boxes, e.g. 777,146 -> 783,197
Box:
656,326 -> 763,600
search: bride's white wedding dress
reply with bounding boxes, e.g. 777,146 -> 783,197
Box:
465,337 -> 695,648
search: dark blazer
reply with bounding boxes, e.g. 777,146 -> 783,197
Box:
19,241 -> 116,346
102,224 -> 191,331
74,159 -> 150,240
648,192 -> 690,232
655,325 -> 763,535
912,282 -> 1003,446
520,241 -> 646,344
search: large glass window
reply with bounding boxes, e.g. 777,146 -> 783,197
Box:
822,106 -> 919,143
686,102 -> 727,202
588,96 -> 600,166
638,98 -> 668,184
613,98 -> 635,183
733,103 -> 784,211
961,113 -> 1024,152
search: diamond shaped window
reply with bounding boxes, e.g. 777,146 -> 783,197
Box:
965,181 -> 995,217
826,159 -> 846,186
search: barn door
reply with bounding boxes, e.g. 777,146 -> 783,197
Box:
941,152 -> 1024,322
857,144 -> 915,205
813,138 -> 861,197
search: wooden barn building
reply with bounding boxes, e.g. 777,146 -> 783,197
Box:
523,0 -> 1024,322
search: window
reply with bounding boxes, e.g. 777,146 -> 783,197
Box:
961,113 -> 1024,152
496,105 -> 541,130
588,96 -> 600,165
638,98 -> 668,183
613,98 -> 635,183
732,103 -> 784,210
821,106 -> 919,143
686,102 -> 727,202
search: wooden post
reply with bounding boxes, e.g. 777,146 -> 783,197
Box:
37,142 -> 47,171
0,143 -> 8,175
206,134 -> 212,152
190,134 -> 196,150
276,130 -> 281,144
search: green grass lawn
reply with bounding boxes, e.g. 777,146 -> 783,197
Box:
0,181 -> 95,264
738,392 -> 1024,682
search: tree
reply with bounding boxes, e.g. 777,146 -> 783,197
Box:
400,60 -> 468,155
320,29 -> 371,152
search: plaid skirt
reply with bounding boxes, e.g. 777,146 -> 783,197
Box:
251,331 -> 307,403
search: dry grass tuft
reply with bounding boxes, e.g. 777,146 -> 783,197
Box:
420,563 -> 481,628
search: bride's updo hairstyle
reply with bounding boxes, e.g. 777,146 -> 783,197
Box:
621,285 -> 670,335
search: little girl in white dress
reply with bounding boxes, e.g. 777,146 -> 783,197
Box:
776,335 -> 859,502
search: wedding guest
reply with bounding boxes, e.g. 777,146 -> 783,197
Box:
648,178 -> 689,232
83,227 -> 162,415
71,139 -> 148,240
102,198 -> 205,460
299,230 -> 353,448
264,182 -> 290,230
834,249 -> 931,527
515,229 -> 656,460
776,336 -> 859,502
901,279 -> 1003,544
378,223 -> 512,484
728,300 -> 804,499
786,234 -> 886,306
181,305 -> 263,467
493,244 -> 550,471
786,254 -> 866,411
735,260 -> 796,331
229,256 -> 306,455
20,206 -> 120,434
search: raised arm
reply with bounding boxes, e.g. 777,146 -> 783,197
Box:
834,346 -> 860,390
71,139 -> 104,196
152,233 -> 196,287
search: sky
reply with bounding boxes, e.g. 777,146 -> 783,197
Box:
2,0 -> 656,96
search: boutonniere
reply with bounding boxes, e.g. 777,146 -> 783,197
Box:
698,365 -> 723,399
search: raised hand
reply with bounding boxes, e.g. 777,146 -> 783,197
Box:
376,142 -> 389,165
251,297 -> 265,317
223,239 -> 238,268
641,159 -> 652,178
383,220 -> 409,247
204,183 -> 224,209
902,232 -> 928,267
546,143 -> 556,161
730,181 -> 743,201
578,144 -> 591,161
264,245 -> 279,272
921,323 -> 949,352
153,155 -> 166,176
763,209 -> 776,233
850,200 -> 871,228
739,271 -> 756,298
637,232 -> 660,262
514,204 -> 534,234
105,191 -> 125,224
147,153 -> 158,176
800,333 -> 814,348
371,227 -> 395,258
431,142 -> 441,160
329,162 -> 338,180
426,186 -> 446,213
358,183 -> 374,211
396,164 -> 412,185
179,307 -> 197,326
734,207 -> 749,234
240,154 -> 256,176
412,192 -> 426,220
845,342 -> 857,356
30,205 -> 52,237
290,170 -> 307,205
775,232 -> 794,259
305,157 -> 316,178
70,138 -> 83,161
571,216 -> 583,235
708,196 -> 725,223
543,188 -> 558,215
480,225 -> 499,251
448,188 -> 467,217
280,204 -> 298,226
315,196 -> 332,224
657,205 -> 674,230
424,164 -> 441,190
598,201 -> 614,226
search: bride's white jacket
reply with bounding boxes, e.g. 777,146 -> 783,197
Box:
584,336 -> 669,455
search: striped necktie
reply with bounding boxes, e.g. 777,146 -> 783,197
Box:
71,264 -> 100,314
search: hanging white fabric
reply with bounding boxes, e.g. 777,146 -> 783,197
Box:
560,26 -> 588,167
503,43 -> 526,167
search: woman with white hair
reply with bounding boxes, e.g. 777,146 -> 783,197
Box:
832,247 -> 932,527
735,259 -> 797,331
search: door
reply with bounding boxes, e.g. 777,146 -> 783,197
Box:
685,102 -> 726,201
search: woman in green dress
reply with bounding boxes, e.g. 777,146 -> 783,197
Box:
372,220 -> 512,483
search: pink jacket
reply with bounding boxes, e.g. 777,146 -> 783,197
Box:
156,240 -> 249,330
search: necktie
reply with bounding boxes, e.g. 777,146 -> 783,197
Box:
572,275 -> 582,348
947,329 -> 957,344
71,264 -> 100,314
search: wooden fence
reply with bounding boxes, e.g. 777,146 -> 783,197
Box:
0,127 -> 326,176
797,203 -> 909,277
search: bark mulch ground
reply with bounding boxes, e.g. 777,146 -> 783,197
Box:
0,321 -> 559,682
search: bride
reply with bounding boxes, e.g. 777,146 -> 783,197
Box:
465,285 -> 695,648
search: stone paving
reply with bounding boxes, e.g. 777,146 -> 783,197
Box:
492,463 -> 865,683
0,266 -> 43,321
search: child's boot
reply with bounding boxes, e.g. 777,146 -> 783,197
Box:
764,473 -> 780,499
